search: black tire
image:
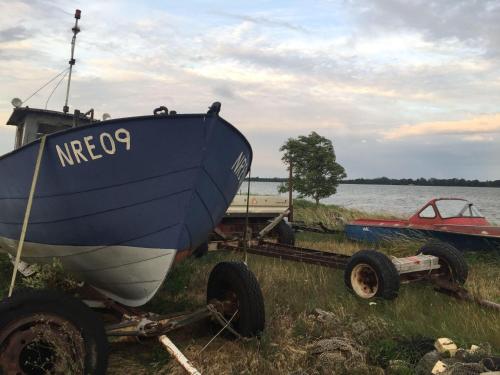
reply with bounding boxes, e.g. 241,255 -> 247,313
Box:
344,250 -> 400,300
0,289 -> 108,375
192,241 -> 209,258
207,262 -> 265,337
276,219 -> 295,245
417,240 -> 468,284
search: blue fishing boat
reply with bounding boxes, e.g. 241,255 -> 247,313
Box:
0,103 -> 251,306
0,11 -> 266,375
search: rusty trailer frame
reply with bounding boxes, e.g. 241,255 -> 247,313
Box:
217,239 -> 500,311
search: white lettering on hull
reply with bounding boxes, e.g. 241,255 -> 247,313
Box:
55,143 -> 75,167
55,128 -> 131,167
232,152 -> 249,182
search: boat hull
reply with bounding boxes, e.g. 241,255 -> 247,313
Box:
0,113 -> 252,306
345,224 -> 500,252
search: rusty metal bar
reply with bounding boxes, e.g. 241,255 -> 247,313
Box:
78,284 -> 142,317
432,278 -> 500,312
106,306 -> 213,337
221,241 -> 350,269
291,221 -> 342,234
258,209 -> 290,239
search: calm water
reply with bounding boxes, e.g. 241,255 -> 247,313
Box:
239,182 -> 500,224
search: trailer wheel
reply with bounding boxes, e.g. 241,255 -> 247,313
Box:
417,240 -> 468,284
0,289 -> 108,375
344,250 -> 400,300
276,220 -> 295,245
192,241 -> 209,258
207,262 -> 265,337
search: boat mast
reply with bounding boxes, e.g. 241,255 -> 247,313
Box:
63,9 -> 81,114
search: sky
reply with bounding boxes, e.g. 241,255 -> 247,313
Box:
0,0 -> 499,179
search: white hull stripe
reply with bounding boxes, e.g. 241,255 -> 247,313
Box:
0,236 -> 177,307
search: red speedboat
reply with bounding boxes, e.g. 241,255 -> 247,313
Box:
345,198 -> 500,252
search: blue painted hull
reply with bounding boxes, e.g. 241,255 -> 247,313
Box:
0,113 -> 251,305
345,224 -> 500,252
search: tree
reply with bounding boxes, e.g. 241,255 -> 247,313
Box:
279,132 -> 346,205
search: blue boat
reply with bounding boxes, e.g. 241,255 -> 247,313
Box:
345,198 -> 500,252
0,103 -> 252,306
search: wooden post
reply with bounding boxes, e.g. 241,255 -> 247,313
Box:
288,160 -> 293,222
159,335 -> 201,375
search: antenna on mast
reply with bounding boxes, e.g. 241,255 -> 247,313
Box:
63,9 -> 81,114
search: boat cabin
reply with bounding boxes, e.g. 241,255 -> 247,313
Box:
409,198 -> 490,226
6,107 -> 96,149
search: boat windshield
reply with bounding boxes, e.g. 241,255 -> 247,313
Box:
435,199 -> 484,219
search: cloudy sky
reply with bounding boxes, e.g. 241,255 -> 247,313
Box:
1,0 -> 499,179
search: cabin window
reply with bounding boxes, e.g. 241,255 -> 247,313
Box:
419,205 -> 436,218
465,205 -> 484,217
14,126 -> 23,149
36,123 -> 71,138
436,199 -> 484,218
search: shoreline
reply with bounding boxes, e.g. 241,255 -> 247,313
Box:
245,178 -> 500,188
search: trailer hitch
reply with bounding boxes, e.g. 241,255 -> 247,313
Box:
432,278 -> 500,312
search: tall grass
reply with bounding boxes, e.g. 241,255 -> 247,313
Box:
293,199 -> 399,228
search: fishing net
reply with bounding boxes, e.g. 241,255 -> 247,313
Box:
415,350 -> 441,374
415,344 -> 499,375
441,362 -> 485,375
310,337 -> 367,374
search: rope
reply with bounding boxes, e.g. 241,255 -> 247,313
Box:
8,136 -> 46,297
200,308 -> 239,353
45,70 -> 69,109
206,305 -> 243,339
22,67 -> 69,105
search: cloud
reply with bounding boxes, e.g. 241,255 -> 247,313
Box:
0,26 -> 31,42
352,0 -> 500,57
384,113 -> 500,139
1,0 -> 500,179
336,135 -> 500,180
212,85 -> 237,99
462,134 -> 495,142
213,12 -> 307,33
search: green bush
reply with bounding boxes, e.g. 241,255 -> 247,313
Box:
21,259 -> 79,291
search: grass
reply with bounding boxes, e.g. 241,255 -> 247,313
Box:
1,201 -> 499,374
293,198 -> 399,227
105,245 -> 500,374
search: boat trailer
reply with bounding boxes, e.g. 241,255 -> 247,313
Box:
218,239 -> 500,310
209,210 -> 499,308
